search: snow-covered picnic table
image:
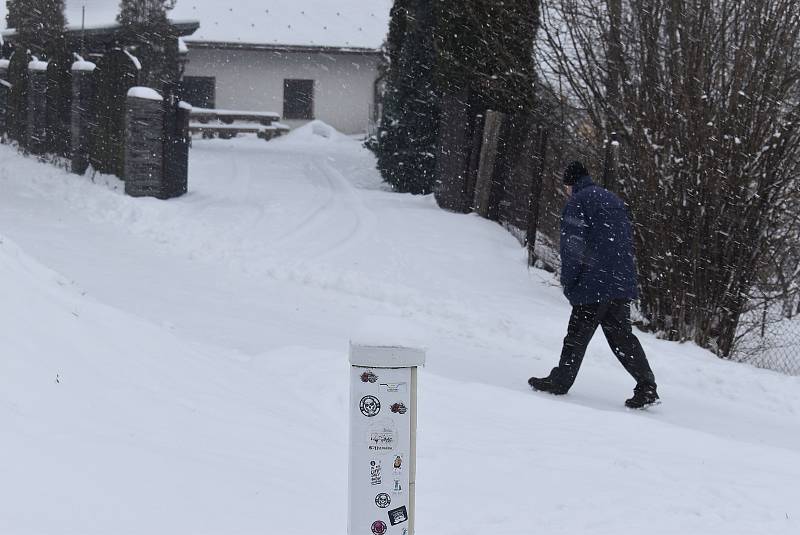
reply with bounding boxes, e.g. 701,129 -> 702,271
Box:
189,107 -> 290,141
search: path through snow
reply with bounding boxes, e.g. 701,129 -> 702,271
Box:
0,127 -> 798,534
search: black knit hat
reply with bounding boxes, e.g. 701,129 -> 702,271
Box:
563,161 -> 588,186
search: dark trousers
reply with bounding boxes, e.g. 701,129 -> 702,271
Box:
551,300 -> 657,393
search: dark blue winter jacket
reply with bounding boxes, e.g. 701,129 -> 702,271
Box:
560,176 -> 639,305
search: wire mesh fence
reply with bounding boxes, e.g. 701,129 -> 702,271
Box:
733,316 -> 800,376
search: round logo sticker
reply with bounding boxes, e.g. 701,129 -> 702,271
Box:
371,520 -> 387,535
375,493 -> 391,508
360,395 -> 381,417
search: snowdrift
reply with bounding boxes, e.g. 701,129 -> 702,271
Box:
0,135 -> 799,534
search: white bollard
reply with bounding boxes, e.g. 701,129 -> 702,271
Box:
348,318 -> 426,535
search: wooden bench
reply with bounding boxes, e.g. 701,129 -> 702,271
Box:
188,107 -> 290,140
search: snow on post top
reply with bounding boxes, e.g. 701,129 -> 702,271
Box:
349,315 -> 428,368
28,60 -> 49,72
71,60 -> 97,72
127,87 -> 163,101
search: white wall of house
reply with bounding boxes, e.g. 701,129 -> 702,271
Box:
183,47 -> 381,135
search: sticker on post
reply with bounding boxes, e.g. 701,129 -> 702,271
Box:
390,402 -> 408,414
388,506 -> 409,526
370,460 -> 382,486
375,492 -> 391,508
392,455 -> 403,474
391,479 -> 403,495
367,422 -> 397,454
360,395 -> 381,417
361,370 -> 379,383
381,382 -> 407,394
371,520 -> 388,535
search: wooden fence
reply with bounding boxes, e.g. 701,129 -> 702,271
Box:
435,98 -> 550,266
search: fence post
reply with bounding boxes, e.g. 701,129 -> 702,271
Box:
70,59 -> 96,174
527,126 -> 550,266
27,60 -> 49,155
124,87 -> 164,198
474,110 -> 505,218
435,89 -> 475,213
348,318 -> 426,535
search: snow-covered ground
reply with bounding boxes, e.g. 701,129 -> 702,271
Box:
1,126 -> 798,534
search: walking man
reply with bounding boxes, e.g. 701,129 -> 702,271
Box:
528,161 -> 659,409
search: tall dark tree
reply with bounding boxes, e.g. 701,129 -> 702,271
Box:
375,0 -> 440,194
117,0 -> 179,90
435,0 -> 539,114
5,0 -> 68,150
6,48 -> 31,145
432,0 -> 540,212
90,49 -> 140,177
35,0 -> 71,157
5,0 -> 22,28
7,0 -> 67,58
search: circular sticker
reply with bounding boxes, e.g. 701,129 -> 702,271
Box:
360,395 -> 381,417
371,520 -> 387,535
375,493 -> 391,508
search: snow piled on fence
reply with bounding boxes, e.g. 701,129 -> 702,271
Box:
0,133 -> 799,534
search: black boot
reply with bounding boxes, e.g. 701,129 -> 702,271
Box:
528,375 -> 568,395
625,386 -> 660,409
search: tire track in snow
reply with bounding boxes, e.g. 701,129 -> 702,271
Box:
268,159 -> 338,248
267,156 -> 375,266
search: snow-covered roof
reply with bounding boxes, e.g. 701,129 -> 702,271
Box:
2,1 -> 392,50
169,0 -> 392,50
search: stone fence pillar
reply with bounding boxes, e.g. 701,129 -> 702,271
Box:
0,59 -> 9,137
27,60 -> 49,154
124,87 -> 164,198
70,60 -> 96,175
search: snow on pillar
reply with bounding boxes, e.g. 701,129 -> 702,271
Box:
27,60 -> 49,155
70,60 -> 96,175
348,317 -> 426,535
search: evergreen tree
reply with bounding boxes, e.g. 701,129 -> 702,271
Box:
435,0 -> 538,114
117,0 -> 178,90
6,48 -> 31,145
5,0 -> 22,28
7,0 -> 69,152
90,48 -> 140,177
375,0 -> 440,194
7,0 -> 67,59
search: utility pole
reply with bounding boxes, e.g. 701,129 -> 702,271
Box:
80,5 -> 86,58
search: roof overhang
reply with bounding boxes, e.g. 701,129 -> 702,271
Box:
1,20 -> 200,50
185,41 -> 382,56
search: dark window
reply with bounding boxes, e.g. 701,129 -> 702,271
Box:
283,79 -> 314,120
179,76 -> 216,109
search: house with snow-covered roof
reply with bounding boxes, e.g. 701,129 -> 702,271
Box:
171,0 -> 392,135
1,0 -> 392,135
